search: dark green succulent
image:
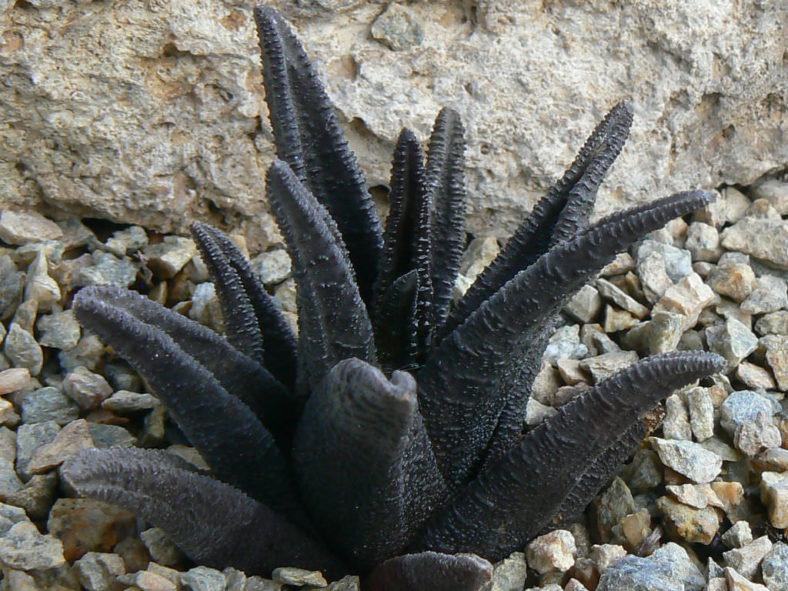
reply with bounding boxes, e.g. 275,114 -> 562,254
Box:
62,6 -> 724,590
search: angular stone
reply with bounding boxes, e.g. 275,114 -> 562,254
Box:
20,386 -> 79,425
74,551 -> 126,591
590,477 -> 635,543
35,309 -> 81,351
62,366 -> 113,410
706,317 -> 758,371
685,386 -> 714,442
0,368 -> 31,396
589,544 -> 626,573
734,412 -> 781,456
707,257 -> 756,302
104,225 -> 148,256
595,278 -> 649,319
636,240 -> 692,282
488,551 -> 527,591
526,530 -> 576,574
619,508 -> 651,549
651,437 -> 722,483
3,324 -> 43,376
0,521 -> 65,570
741,275 -> 788,315
722,521 -> 753,549
0,211 -> 63,245
15,420 -> 60,480
579,351 -> 639,383
27,418 -> 94,474
181,565 -> 227,591
652,272 -> 715,331
143,236 -> 197,280
656,496 -> 721,544
684,222 -> 720,262
79,251 -> 139,288
720,390 -> 779,435
723,536 -> 773,579
250,248 -> 292,286
140,528 -> 186,568
563,284 -> 603,323
725,567 -> 769,591
735,361 -> 776,390
646,311 -> 684,355
23,249 -> 60,312
662,394 -> 691,440
101,390 -> 159,414
761,472 -> 788,529
721,217 -> 788,269
665,483 -> 724,510
272,566 -> 326,587
762,542 -> 788,591
761,335 -> 788,391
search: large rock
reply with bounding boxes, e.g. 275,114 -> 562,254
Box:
0,1 -> 784,248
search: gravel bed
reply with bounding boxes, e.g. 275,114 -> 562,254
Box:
0,177 -> 786,590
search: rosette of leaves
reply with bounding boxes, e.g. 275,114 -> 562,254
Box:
62,7 -> 724,590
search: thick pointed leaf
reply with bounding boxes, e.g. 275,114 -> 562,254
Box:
414,351 -> 725,559
373,128 -> 433,362
374,270 -> 419,373
254,6 -> 382,301
191,223 -> 264,363
293,358 -> 446,570
426,108 -> 466,330
62,448 -> 345,578
267,160 -> 376,394
445,101 -> 633,334
418,190 -> 716,487
74,285 -> 297,446
72,288 -> 301,520
364,552 -> 492,591
191,223 -> 297,389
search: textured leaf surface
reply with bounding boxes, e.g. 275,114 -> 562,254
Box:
364,551 -> 492,591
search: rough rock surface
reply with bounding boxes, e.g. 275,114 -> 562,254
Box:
0,1 -> 785,247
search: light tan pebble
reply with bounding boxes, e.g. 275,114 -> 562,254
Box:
686,386 -> 714,441
273,566 -> 327,587
525,530 -> 577,574
723,536 -> 773,579
710,481 -> 745,519
0,368 -> 31,396
603,305 -> 639,332
706,576 -> 727,591
722,521 -> 753,549
656,496 -> 722,544
27,419 -> 94,474
619,508 -> 650,549
589,544 -> 626,572
665,483 -> 723,510
725,566 -> 770,590
734,412 -> 782,457
761,472 -> 788,529
652,272 -> 715,330
133,570 -> 178,591
564,579 -> 589,591
735,361 -> 776,390
754,447 -> 788,472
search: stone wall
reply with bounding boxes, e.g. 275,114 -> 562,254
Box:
0,0 -> 784,251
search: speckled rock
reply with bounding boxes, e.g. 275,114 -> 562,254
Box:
686,386 -> 714,442
734,412 -> 781,456
723,536 -> 773,580
663,394 -> 692,440
181,565 -> 227,591
143,236 -> 197,280
15,420 -> 60,480
635,241 -> 692,283
251,248 -> 292,286
47,498 -> 137,562
761,335 -> 788,391
725,567 -> 769,591
20,386 -> 79,425
0,521 -> 65,570
272,566 -> 326,587
74,551 -> 126,591
761,472 -> 788,529
720,390 -> 779,435
23,249 -> 60,312
564,285 -> 603,323
3,324 -> 43,376
579,351 -> 639,383
104,226 -> 148,257
140,528 -> 186,568
595,279 -> 649,319
684,222 -> 721,262
762,542 -> 788,591
735,361 -> 776,390
651,437 -> 722,483
62,366 -> 113,410
721,217 -> 788,270
488,551 -> 528,591
590,477 -> 636,543
656,496 -> 721,544
0,367 -> 31,396
722,521 -> 753,549
101,390 -> 160,414
0,212 -> 63,245
526,530 -> 576,574
370,3 -> 423,51
705,317 -> 758,371
652,272 -> 715,331
35,309 -> 81,351
78,251 -> 139,288
27,418 -> 93,474
741,275 -> 788,315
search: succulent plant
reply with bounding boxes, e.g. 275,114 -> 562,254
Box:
62,6 -> 724,590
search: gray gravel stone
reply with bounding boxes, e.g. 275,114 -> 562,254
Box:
0,212 -> 63,246
646,310 -> 684,354
706,317 -> 758,370
722,521 -> 753,549
734,412 -> 781,456
62,366 -> 113,410
579,351 -> 639,383
636,240 -> 692,282
488,551 -> 527,591
595,279 -> 649,319
649,543 -> 705,591
74,551 -> 126,591
719,390 -> 779,435
104,225 -> 148,256
761,334 -> 788,391
15,420 -> 60,480
563,284 -> 603,323
182,565 -> 227,591
102,390 -> 159,414
0,368 -> 31,396
650,437 -> 722,483
543,325 -> 588,363
637,251 -> 674,305
102,362 -> 142,392
684,222 -> 721,262
57,334 -> 105,372
723,535 -> 773,579
143,236 -> 197,280
686,386 -> 714,442
662,394 -> 691,440
20,386 -> 79,425
596,554 -> 679,591
35,309 -> 81,351
272,566 -> 326,587
140,527 -> 186,568
3,324 -> 43,376
762,541 -> 788,591
0,459 -> 23,500
721,217 -> 788,270
741,275 -> 788,315
0,521 -> 65,570
0,265 -> 24,322
251,249 -> 292,286
652,272 -> 715,330
79,250 -> 139,287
